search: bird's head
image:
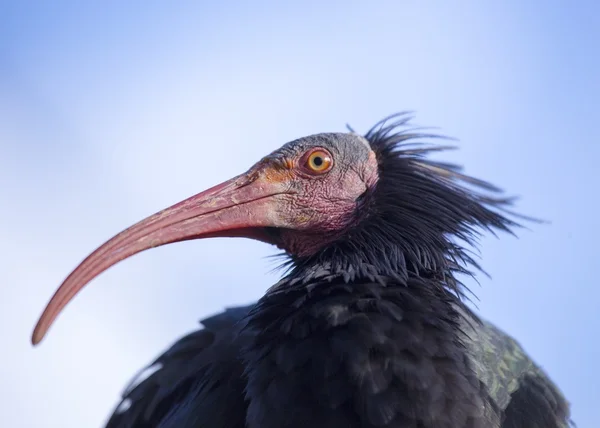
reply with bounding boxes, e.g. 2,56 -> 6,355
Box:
238,132 -> 380,256
32,113 -> 525,345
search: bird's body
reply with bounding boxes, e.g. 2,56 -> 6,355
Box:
106,296 -> 570,428
33,114 -> 573,427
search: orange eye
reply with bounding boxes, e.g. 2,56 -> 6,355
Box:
305,150 -> 332,174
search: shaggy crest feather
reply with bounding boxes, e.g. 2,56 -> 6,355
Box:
275,112 -> 534,302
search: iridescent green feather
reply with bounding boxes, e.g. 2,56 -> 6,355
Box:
459,306 -> 572,427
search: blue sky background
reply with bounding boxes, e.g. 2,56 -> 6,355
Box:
1,1 -> 597,427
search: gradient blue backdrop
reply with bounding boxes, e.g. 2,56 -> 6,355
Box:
1,1 -> 597,427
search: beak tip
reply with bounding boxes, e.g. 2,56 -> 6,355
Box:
31,326 -> 45,346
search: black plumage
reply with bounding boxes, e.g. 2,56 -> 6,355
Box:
37,114 -> 573,428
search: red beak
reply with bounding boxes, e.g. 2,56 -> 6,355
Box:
32,167 -> 290,345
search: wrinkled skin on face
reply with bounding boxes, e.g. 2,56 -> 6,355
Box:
32,132 -> 379,344
263,133 -> 379,255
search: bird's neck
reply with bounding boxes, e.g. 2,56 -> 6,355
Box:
242,277 -> 494,428
277,214 -> 472,300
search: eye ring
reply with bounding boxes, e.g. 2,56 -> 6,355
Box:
302,149 -> 333,174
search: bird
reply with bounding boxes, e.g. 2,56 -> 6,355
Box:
32,113 -> 573,428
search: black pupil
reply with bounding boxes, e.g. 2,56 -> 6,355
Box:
313,156 -> 323,166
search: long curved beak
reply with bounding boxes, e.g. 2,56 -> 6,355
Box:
32,168 -> 288,345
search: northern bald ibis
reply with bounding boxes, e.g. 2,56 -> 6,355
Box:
33,114 -> 572,428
